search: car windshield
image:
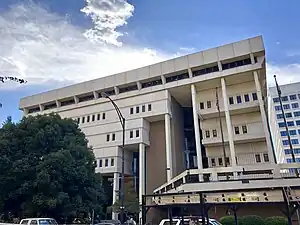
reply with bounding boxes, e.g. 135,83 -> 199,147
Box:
38,219 -> 57,225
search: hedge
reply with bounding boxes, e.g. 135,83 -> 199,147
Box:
264,216 -> 288,225
219,215 -> 288,225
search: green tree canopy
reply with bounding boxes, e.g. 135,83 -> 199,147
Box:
0,114 -> 105,223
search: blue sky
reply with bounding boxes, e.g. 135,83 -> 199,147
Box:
1,0 -> 300,124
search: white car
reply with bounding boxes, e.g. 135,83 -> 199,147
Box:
20,218 -> 58,225
159,218 -> 222,225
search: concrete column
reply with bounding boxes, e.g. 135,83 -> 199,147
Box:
221,78 -> 237,167
136,81 -> 142,90
165,113 -> 173,181
56,100 -> 61,108
218,61 -> 223,71
74,96 -> 79,104
188,68 -> 193,78
250,53 -> 255,64
112,172 -> 120,220
191,84 -> 203,170
138,143 -> 146,223
93,91 -> 98,99
114,86 -> 119,95
39,104 -> 44,111
253,71 -> 275,163
161,75 -> 166,84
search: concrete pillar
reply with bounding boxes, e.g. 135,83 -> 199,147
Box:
93,91 -> 98,99
114,86 -> 119,95
165,113 -> 173,181
253,71 -> 275,163
221,78 -> 237,167
136,81 -> 142,90
39,104 -> 44,111
138,143 -> 146,223
74,96 -> 79,104
188,68 -> 193,78
112,172 -> 119,220
191,84 -> 203,170
218,61 -> 223,71
161,75 -> 166,84
56,100 -> 61,108
250,53 -> 255,64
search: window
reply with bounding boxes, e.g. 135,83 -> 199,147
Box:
142,105 -> 145,112
105,159 -> 108,167
286,113 -> 293,118
275,106 -> 281,111
111,158 -> 114,166
130,131 -> 134,138
212,129 -> 217,137
283,104 -> 290,110
106,134 -> 110,142
290,95 -> 297,100
130,108 -> 134,114
285,149 -> 292,155
21,220 -> 29,225
136,106 -> 140,113
277,114 -> 284,119
229,97 -> 234,105
298,129 -> 300,135
77,118 -> 80,124
244,94 -> 250,102
252,93 -> 258,101
234,126 -> 240,135
282,96 -> 288,101
242,125 -> 247,134
255,154 -> 261,163
287,159 -> 292,163
99,159 -> 102,167
225,157 -> 230,165
82,117 -> 85,123
97,113 -> 101,120
290,130 -> 297,135
273,97 -> 280,103
30,220 -> 37,225
263,153 -> 269,162
236,96 -> 242,104
87,115 -> 90,123
292,139 -> 299,145
112,133 -> 115,141
92,115 -> 95,121
281,131 -> 287,136
205,130 -> 210,138
292,103 -> 299,109
102,113 -> 106,120
288,121 -> 295,126
136,130 -> 140,137
282,140 -> 289,146
278,122 -> 285,127
297,120 -> 300,126
148,104 -> 152,111
200,102 -> 204,109
211,158 -> 216,166
207,101 -> 212,108
218,158 -> 223,166
294,111 -> 300,117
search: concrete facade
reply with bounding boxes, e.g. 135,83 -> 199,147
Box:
20,36 -> 277,221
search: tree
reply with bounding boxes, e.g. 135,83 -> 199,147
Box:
0,114 -> 105,223
111,178 -> 139,220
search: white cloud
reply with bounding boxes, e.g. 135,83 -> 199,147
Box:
179,47 -> 195,53
0,0 -> 172,90
267,63 -> 300,87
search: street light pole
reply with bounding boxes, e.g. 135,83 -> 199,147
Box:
101,93 -> 126,223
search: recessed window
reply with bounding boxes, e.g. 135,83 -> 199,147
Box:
112,133 -> 116,141
297,120 -> 300,126
287,121 -> 295,127
200,102 -> 204,109
286,113 -> 292,118
244,94 -> 250,102
294,111 -> 300,117
148,104 -> 152,111
229,97 -> 234,105
236,96 -> 242,104
275,106 -> 281,111
97,114 -> 101,120
282,140 -> 289,146
92,115 -> 95,121
130,108 -> 134,114
136,130 -> 140,138
242,125 -> 247,134
205,130 -> 210,138
252,93 -> 258,101
273,97 -> 280,103
87,115 -> 90,123
136,106 -> 140,113
142,105 -> 145,112
225,157 -> 230,165
106,134 -> 110,142
290,95 -> 297,100
277,114 -> 284,119
211,158 -> 216,167
278,122 -> 285,127
102,113 -> 106,120
105,159 -> 108,167
77,118 -> 80,124
234,126 -> 240,135
283,104 -> 290,110
207,101 -> 212,108
212,129 -> 217,137
292,103 -> 299,109
130,131 -> 133,138
111,158 -> 114,166
218,158 -> 223,166
255,154 -> 261,163
82,117 -> 85,123
263,153 -> 269,162
281,96 -> 288,101
99,159 -> 102,167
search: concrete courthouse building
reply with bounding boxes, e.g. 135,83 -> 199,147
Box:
20,36 -> 300,222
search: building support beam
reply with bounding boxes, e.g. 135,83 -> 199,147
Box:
112,172 -> 120,220
191,84 -> 203,171
165,113 -> 173,181
253,71 -> 275,163
139,143 -> 146,224
221,78 -> 237,167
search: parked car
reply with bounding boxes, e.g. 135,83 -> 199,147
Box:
159,218 -> 222,225
20,218 -> 58,225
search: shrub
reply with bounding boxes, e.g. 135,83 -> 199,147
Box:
265,216 -> 288,225
220,216 -> 237,225
240,215 -> 265,225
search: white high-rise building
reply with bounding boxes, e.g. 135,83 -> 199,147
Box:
269,82 -> 300,163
